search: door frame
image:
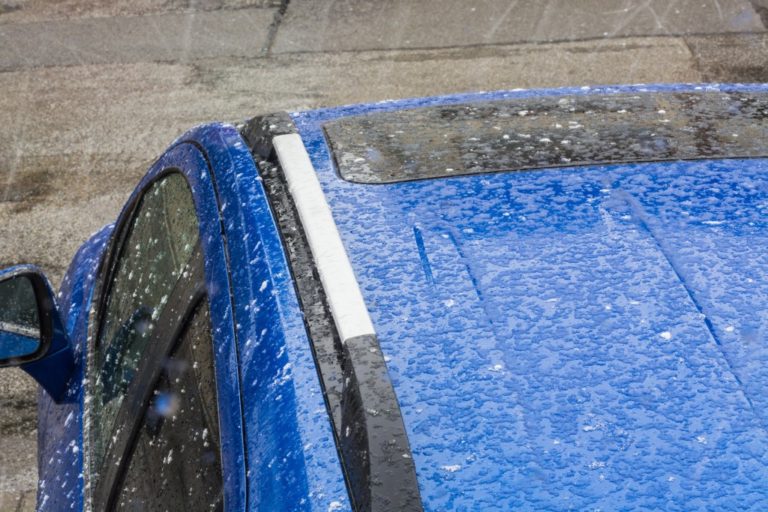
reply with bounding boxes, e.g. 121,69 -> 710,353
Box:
84,144 -> 247,511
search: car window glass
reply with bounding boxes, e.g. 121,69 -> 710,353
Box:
0,275 -> 39,335
92,172 -> 199,469
114,299 -> 223,511
325,91 -> 768,183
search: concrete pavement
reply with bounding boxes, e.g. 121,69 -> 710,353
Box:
272,0 -> 765,52
0,1 -> 766,509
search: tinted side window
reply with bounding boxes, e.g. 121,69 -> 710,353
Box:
93,173 -> 199,468
114,299 -> 223,511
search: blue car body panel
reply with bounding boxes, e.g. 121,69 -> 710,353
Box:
291,83 -> 768,510
183,126 -> 350,511
36,126 -> 348,511
32,83 -> 768,510
37,224 -> 112,510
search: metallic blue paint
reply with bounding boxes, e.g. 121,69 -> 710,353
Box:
31,83 -> 768,511
292,83 -> 768,510
36,140 -> 253,510
38,224 -> 112,510
35,125 -> 349,511
182,125 -> 350,511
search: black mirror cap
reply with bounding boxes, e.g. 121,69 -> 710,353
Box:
0,265 -> 74,403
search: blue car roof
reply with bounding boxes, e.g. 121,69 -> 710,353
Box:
289,84 -> 768,510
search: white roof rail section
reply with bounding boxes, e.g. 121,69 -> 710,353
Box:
272,133 -> 376,342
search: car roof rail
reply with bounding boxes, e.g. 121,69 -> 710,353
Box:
241,114 -> 424,512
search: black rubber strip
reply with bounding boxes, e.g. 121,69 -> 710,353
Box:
243,113 -> 346,431
240,114 -> 423,512
341,334 -> 423,512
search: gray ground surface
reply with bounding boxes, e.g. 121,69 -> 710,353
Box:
0,1 -> 767,509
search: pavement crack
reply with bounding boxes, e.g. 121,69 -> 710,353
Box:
0,3 -> 21,15
751,1 -> 768,28
681,36 -> 704,79
261,0 -> 290,57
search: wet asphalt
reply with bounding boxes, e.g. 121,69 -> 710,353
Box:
0,0 -> 767,509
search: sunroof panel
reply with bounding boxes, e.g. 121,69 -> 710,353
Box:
324,91 -> 768,183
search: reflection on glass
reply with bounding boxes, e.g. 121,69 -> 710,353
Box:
115,300 -> 222,511
92,173 -> 199,472
0,275 -> 41,360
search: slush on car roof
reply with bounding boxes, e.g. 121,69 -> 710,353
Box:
0,83 -> 767,511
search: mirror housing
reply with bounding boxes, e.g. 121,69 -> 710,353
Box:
0,265 -> 74,403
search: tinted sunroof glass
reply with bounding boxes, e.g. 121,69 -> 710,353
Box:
324,90 -> 768,184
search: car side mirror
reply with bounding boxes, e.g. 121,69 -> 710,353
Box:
0,266 -> 74,403
0,272 -> 43,361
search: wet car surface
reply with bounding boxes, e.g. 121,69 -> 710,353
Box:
1,83 -> 768,511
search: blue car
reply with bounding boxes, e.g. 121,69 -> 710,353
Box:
1,83 -> 768,511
